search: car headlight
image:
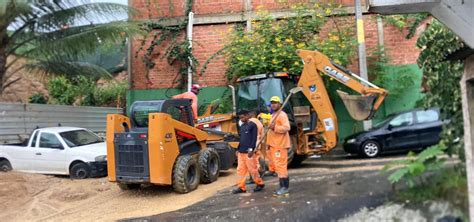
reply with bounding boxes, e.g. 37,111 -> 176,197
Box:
95,155 -> 107,162
346,138 -> 357,143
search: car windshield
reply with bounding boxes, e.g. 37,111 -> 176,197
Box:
59,130 -> 102,148
373,114 -> 395,128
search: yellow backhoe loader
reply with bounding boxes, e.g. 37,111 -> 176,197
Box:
196,49 -> 388,166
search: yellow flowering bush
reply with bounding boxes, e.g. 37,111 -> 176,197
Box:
223,3 -> 355,79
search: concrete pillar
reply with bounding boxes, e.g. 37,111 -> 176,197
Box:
244,0 -> 252,31
461,54 -> 474,221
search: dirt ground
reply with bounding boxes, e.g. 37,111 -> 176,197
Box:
0,153 -> 455,222
0,170 -> 238,222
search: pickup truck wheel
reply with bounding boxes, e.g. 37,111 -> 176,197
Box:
0,159 -> 12,172
198,148 -> 220,184
70,162 -> 91,179
172,155 -> 200,193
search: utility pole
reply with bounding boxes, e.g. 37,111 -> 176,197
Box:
355,0 -> 372,130
187,12 -> 194,92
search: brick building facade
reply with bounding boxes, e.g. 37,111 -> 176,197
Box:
130,0 -> 423,90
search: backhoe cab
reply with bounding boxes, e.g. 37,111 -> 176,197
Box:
106,99 -> 235,193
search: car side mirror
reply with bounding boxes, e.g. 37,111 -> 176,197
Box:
387,124 -> 393,130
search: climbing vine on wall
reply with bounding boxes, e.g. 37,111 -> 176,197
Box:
382,13 -> 429,39
135,0 -> 197,88
416,19 -> 465,157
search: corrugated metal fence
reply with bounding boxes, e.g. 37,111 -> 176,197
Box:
0,103 -> 123,144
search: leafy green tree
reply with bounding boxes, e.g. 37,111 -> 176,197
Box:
416,19 -> 464,157
0,0 -> 140,94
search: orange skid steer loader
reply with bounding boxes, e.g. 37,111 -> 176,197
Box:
106,99 -> 235,193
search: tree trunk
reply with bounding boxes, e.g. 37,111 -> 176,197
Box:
0,43 -> 6,95
0,17 -> 8,95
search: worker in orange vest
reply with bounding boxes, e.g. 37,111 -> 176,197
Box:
266,96 -> 291,197
172,84 -> 201,119
232,109 -> 265,194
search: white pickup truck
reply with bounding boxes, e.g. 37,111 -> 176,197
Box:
0,127 -> 107,179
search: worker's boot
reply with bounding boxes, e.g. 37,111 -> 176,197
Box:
253,184 -> 265,192
273,178 -> 285,195
273,178 -> 289,197
232,187 -> 246,194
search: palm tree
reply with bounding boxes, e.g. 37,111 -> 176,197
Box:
0,0 -> 141,94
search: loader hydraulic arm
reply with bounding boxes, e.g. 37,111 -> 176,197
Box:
296,49 -> 388,151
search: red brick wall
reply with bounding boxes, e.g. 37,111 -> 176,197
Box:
130,0 -> 422,90
193,24 -> 234,87
132,0 -> 360,19
133,0 -> 244,19
131,31 -> 185,89
252,0 -> 355,11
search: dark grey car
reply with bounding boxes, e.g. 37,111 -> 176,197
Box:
343,108 -> 446,158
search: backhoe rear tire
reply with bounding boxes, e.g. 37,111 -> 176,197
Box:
289,154 -> 307,168
198,148 -> 220,184
173,155 -> 200,193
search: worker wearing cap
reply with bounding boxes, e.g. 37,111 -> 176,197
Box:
267,96 -> 291,197
173,84 -> 201,119
233,109 -> 265,194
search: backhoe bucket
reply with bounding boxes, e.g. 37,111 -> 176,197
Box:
337,90 -> 377,121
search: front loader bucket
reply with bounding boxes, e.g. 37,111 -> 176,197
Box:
337,90 -> 377,121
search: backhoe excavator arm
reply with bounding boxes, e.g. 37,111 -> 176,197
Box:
296,49 -> 388,152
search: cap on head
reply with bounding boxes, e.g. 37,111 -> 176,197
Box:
191,84 -> 201,90
270,96 -> 281,103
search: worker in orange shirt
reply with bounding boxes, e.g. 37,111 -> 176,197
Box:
172,84 -> 201,119
266,96 -> 291,197
258,112 -> 277,177
232,109 -> 265,194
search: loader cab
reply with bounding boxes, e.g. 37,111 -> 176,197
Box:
130,99 -> 195,129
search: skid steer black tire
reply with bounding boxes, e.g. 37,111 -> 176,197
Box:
173,155 -> 200,193
198,148 -> 220,184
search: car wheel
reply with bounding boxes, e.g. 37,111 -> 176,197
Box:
360,140 -> 381,158
70,162 -> 91,179
0,159 -> 12,172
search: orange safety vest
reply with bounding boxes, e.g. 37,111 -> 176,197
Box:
266,111 -> 291,149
